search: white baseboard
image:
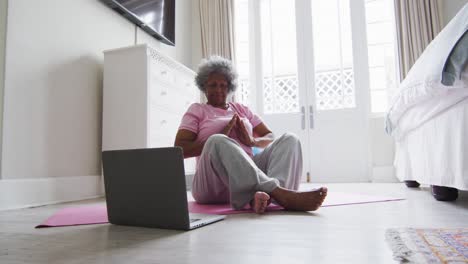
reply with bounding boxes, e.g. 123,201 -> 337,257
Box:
371,166 -> 399,183
0,175 -> 104,211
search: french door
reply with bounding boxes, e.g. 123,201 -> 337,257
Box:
237,0 -> 370,182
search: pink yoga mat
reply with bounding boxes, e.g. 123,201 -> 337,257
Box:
36,192 -> 404,228
188,192 -> 405,214
36,204 -> 108,228
188,202 -> 283,214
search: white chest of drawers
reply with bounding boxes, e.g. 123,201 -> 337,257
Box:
102,44 -> 198,175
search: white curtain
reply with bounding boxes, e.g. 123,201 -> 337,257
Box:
199,0 -> 236,60
394,0 -> 442,80
198,0 -> 236,102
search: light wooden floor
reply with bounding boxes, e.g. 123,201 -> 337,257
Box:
0,183 -> 467,264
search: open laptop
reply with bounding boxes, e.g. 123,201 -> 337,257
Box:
102,147 -> 225,230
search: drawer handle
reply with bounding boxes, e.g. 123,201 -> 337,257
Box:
161,120 -> 167,125
161,91 -> 167,96
161,70 -> 167,75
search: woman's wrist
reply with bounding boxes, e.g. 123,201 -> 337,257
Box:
251,138 -> 258,147
251,134 -> 274,148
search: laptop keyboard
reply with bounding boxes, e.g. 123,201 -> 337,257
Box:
189,218 -> 201,223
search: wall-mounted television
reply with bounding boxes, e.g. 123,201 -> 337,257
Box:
101,0 -> 175,46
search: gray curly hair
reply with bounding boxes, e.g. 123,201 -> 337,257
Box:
195,56 -> 238,93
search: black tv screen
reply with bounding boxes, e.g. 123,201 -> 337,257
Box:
102,0 -> 175,46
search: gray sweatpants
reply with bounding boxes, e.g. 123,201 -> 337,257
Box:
191,133 -> 303,210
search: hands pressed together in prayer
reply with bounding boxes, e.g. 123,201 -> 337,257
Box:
221,114 -> 256,147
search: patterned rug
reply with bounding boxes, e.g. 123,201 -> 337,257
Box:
385,228 -> 468,263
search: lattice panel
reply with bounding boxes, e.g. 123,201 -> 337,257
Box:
239,70 -> 354,113
315,68 -> 355,110
238,79 -> 251,106
263,75 -> 300,114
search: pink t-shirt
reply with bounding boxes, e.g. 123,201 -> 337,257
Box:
178,102 -> 263,156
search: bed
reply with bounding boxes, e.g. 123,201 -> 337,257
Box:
386,4 -> 468,201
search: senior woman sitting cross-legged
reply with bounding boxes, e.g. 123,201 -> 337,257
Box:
174,56 -> 328,214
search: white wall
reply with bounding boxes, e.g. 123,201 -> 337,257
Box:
0,0 -> 193,210
369,117 -> 396,182
0,0 -> 7,179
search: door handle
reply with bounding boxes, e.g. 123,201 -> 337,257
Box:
301,106 -> 305,130
309,106 -> 314,129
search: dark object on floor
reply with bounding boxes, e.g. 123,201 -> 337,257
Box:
404,181 -> 420,188
431,185 -> 459,201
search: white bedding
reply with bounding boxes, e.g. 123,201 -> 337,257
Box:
386,4 -> 468,135
388,4 -> 468,191
391,87 -> 468,140
394,98 -> 468,190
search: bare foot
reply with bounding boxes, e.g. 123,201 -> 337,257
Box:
250,191 -> 271,214
271,187 -> 328,211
